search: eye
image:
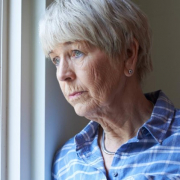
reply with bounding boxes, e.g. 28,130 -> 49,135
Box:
52,57 -> 60,66
71,50 -> 83,58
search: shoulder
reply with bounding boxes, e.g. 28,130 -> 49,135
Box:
174,107 -> 180,119
161,107 -> 180,148
52,137 -> 78,180
54,137 -> 76,160
170,107 -> 180,130
169,107 -> 180,134
51,121 -> 100,180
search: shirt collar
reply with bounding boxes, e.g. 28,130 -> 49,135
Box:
138,90 -> 175,144
75,120 -> 99,151
75,90 -> 175,150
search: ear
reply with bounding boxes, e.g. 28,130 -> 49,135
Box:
124,38 -> 139,77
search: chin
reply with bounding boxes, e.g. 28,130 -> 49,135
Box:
73,104 -> 88,117
73,102 -> 96,118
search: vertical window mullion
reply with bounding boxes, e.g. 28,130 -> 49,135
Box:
0,0 -> 8,179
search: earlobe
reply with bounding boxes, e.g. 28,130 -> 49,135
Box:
124,38 -> 139,77
128,69 -> 133,75
125,69 -> 134,77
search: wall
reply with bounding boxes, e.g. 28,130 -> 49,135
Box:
133,0 -> 180,108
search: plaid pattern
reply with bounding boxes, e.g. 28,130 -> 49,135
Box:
52,90 -> 180,180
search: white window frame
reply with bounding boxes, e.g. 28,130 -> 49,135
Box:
0,0 -> 8,179
0,0 -> 47,179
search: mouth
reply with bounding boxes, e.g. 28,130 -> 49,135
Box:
68,91 -> 86,100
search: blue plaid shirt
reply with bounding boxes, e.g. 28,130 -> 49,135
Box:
52,90 -> 180,180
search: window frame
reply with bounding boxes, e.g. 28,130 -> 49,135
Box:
0,0 -> 47,179
0,0 -> 8,179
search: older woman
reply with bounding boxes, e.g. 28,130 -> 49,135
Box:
39,0 -> 180,179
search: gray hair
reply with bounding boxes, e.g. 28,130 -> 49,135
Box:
39,0 -> 152,81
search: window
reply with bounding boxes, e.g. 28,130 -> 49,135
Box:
0,0 -> 48,179
0,0 -> 7,179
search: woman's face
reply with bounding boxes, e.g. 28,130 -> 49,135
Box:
49,42 -> 126,118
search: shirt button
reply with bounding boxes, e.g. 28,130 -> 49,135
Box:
113,172 -> 118,177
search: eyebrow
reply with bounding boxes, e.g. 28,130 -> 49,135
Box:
65,41 -> 73,45
48,41 -> 73,56
48,51 -> 53,56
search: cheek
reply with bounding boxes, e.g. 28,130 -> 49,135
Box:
88,61 -> 123,100
58,81 -> 66,98
91,68 -> 105,88
87,63 -> 112,96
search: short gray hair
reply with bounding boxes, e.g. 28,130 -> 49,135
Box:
39,0 -> 152,81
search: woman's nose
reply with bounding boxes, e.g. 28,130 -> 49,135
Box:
57,59 -> 76,82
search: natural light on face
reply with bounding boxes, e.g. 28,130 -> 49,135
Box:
48,42 -> 90,67
48,41 -> 125,120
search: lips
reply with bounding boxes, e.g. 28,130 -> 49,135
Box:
68,91 -> 86,99
69,91 -> 83,96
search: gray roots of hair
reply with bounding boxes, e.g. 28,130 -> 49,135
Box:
39,0 -> 153,81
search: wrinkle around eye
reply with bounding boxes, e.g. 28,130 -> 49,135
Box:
71,50 -> 84,59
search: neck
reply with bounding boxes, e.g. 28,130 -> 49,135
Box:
94,79 -> 153,152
